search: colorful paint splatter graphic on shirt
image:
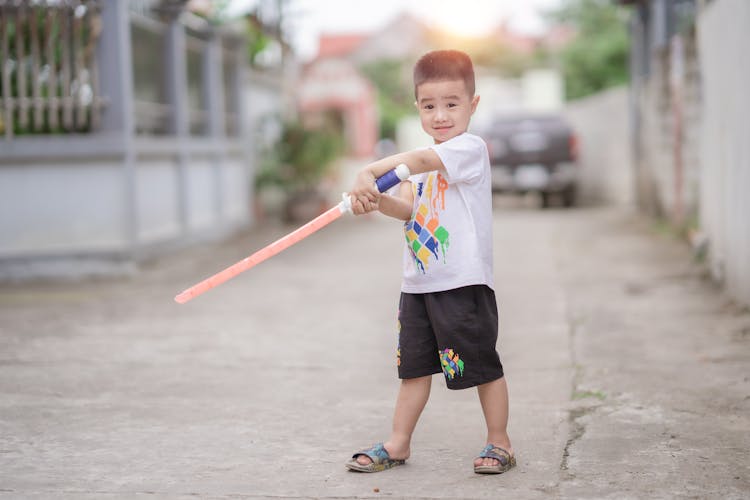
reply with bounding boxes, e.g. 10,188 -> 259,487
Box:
404,172 -> 450,273
439,348 -> 464,380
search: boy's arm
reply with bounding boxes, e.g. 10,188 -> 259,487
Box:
365,148 -> 445,179
377,181 -> 414,221
350,148 -> 444,214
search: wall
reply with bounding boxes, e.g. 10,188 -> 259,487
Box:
564,86 -> 634,206
632,31 -> 703,222
0,158 -> 128,256
0,140 -> 250,280
625,0 -> 750,306
696,0 -> 750,304
134,150 -> 250,245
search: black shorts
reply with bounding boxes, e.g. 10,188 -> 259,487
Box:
397,285 -> 504,390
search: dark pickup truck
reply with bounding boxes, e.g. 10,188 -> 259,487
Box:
481,114 -> 578,208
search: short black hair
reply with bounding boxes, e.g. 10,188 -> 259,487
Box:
413,50 -> 475,99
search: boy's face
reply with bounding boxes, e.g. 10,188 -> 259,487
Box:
415,79 -> 480,144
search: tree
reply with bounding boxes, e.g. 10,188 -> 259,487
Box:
359,59 -> 415,140
550,0 -> 630,100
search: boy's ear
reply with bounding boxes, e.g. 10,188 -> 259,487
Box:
414,101 -> 419,110
471,94 -> 480,114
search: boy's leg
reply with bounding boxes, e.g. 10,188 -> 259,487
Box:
475,376 -> 513,467
355,375 -> 432,466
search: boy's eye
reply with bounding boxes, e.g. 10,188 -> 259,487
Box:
423,104 -> 434,110
447,102 -> 458,108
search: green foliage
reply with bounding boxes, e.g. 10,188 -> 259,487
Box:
468,41 -> 544,78
550,0 -> 630,100
359,59 -> 415,139
245,21 -> 272,66
256,121 -> 344,193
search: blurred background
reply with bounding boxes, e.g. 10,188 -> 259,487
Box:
0,0 -> 748,307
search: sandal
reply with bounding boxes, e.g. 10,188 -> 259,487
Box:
474,444 -> 516,474
345,443 -> 406,473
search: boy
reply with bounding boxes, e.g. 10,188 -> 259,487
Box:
345,50 -> 515,475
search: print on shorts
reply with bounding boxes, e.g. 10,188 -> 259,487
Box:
439,348 -> 464,380
396,313 -> 401,367
404,172 -> 450,273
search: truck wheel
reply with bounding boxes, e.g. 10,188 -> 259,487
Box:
562,187 -> 576,208
540,191 -> 552,209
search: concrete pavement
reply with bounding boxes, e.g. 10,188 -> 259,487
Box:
0,203 -> 748,499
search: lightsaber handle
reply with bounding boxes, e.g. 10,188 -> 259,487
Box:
376,163 -> 411,192
341,163 -> 411,214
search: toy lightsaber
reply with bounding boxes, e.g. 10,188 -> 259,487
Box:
174,164 -> 411,304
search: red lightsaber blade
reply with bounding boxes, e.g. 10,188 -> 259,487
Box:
174,164 -> 410,304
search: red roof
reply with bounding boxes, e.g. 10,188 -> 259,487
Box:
317,34 -> 368,59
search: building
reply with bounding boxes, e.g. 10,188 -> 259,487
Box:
296,51 -> 377,159
0,0 -> 253,279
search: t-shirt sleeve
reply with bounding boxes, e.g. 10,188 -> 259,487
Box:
429,133 -> 486,184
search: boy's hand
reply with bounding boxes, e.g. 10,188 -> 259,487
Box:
350,197 -> 379,215
349,169 -> 381,215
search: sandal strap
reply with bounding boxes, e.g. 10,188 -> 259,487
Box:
352,443 -> 391,464
478,444 -> 512,465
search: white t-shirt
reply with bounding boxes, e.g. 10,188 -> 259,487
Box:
401,132 -> 494,293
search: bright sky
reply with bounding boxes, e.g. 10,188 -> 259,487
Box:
227,0 -> 564,60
